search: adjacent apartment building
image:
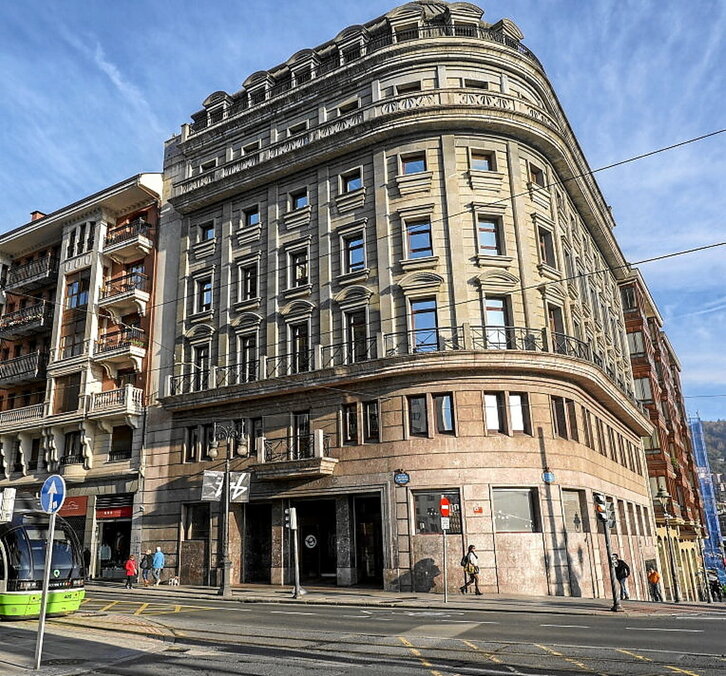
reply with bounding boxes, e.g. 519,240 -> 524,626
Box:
142,0 -> 657,598
621,272 -> 708,600
0,174 -> 162,578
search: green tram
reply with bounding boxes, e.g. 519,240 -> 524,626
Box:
0,501 -> 85,620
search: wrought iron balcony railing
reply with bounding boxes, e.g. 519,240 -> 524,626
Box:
215,362 -> 259,388
0,302 -> 54,338
0,351 -> 47,385
321,338 -> 377,368
263,434 -> 330,463
5,256 -> 59,290
384,326 -> 464,356
101,272 -> 149,299
95,327 -> 147,354
60,455 -> 84,466
266,349 -> 315,378
472,326 -> 545,352
104,219 -> 152,249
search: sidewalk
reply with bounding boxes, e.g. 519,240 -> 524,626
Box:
86,581 -> 726,618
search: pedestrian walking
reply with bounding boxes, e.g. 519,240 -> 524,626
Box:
152,546 -> 165,586
124,554 -> 138,590
710,578 -> 723,602
613,554 -> 630,600
459,544 -> 483,596
647,567 -> 663,602
140,549 -> 153,587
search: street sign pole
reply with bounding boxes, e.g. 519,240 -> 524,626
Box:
286,507 -> 305,599
34,511 -> 56,670
442,525 -> 448,604
439,496 -> 451,603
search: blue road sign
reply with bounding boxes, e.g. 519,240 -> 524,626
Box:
39,475 -> 66,514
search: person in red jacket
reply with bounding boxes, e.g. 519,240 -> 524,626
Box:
124,554 -> 138,589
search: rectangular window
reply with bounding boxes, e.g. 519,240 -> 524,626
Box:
238,333 -> 258,382
485,392 -> 505,433
634,377 -> 653,402
364,401 -> 380,442
196,277 -> 213,313
508,393 -> 530,434
63,431 -> 82,463
183,503 -> 210,540
345,308 -> 368,363
338,99 -> 360,115
562,489 -> 589,533
410,298 -> 438,352
414,490 -> 462,534
290,321 -> 310,373
244,207 -> 260,227
484,296 -> 509,349
551,396 -> 568,439
55,373 -> 82,415
198,222 -> 214,242
239,264 -> 258,301
292,411 -> 311,459
289,249 -> 309,287
401,153 -> 426,174
582,407 -> 594,449
471,150 -> 494,171
242,141 -> 260,155
434,393 -> 455,434
477,216 -> 502,255
492,488 -> 539,532
343,232 -> 365,273
529,164 -> 545,187
406,219 -> 433,258
199,159 -> 216,173
627,331 -> 645,356
396,81 -> 422,95
464,78 -> 488,90
290,189 -> 308,210
620,285 -> 636,311
110,425 -> 133,461
408,395 -> 428,437
288,121 -> 308,136
342,403 -> 358,445
538,228 -> 557,268
192,344 -> 210,390
65,271 -> 90,309
341,168 -> 362,193
566,400 -> 579,442
185,425 -> 199,463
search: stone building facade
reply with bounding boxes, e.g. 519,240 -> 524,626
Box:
620,272 -> 708,600
0,174 -> 162,578
143,1 -> 656,598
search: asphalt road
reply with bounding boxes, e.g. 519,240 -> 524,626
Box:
69,592 -> 726,676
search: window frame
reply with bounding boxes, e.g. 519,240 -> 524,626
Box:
492,487 -> 541,533
288,247 -> 310,289
341,403 -> 359,445
289,188 -> 309,211
237,261 -> 259,302
363,400 -> 380,443
342,230 -> 366,274
537,227 -> 557,268
413,489 -> 462,535
470,149 -> 496,172
407,394 -> 429,438
340,167 -> 363,194
401,152 -> 427,175
396,80 -> 422,95
243,206 -> 260,227
484,392 -> 506,434
404,218 -> 433,259
476,215 -> 503,256
529,163 -> 546,188
433,393 -> 455,435
195,276 -> 213,314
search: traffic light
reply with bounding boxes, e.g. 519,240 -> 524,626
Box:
594,492 -> 609,522
284,507 -> 297,530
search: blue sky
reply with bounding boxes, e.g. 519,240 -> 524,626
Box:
1,1 -> 724,419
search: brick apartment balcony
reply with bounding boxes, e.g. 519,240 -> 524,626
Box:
254,430 -> 337,480
92,327 -> 147,372
0,351 -> 47,386
103,218 -> 153,264
0,402 -> 44,429
5,256 -> 59,292
165,325 -> 641,412
88,385 -> 144,419
0,302 -> 55,340
98,272 -> 150,319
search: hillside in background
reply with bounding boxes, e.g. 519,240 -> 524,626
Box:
703,421 -> 726,474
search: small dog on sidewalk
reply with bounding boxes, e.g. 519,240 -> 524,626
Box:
167,575 -> 180,586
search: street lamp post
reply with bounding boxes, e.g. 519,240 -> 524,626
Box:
209,422 -> 245,599
655,487 -> 681,603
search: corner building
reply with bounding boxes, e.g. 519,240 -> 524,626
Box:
147,1 -> 656,598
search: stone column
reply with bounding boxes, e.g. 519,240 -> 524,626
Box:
336,496 -> 354,586
270,500 -> 288,585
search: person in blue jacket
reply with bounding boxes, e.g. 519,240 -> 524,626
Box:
152,546 -> 165,586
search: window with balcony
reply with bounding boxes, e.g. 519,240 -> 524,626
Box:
484,296 -> 510,349
62,430 -> 83,464
238,264 -> 258,301
493,488 -> 540,532
243,207 -> 260,227
364,401 -> 380,443
407,394 -> 428,437
341,168 -> 362,193
401,152 -> 426,174
342,232 -> 365,273
54,372 -> 81,415
192,344 -> 210,390
289,321 -> 310,373
471,150 -> 495,171
342,403 -> 358,445
410,298 -> 438,352
290,189 -> 308,211
405,219 -> 433,258
345,308 -> 368,363
288,249 -> 309,288
292,411 -> 311,459
237,333 -> 258,382
195,277 -> 213,313
477,216 -> 503,255
433,393 -> 455,434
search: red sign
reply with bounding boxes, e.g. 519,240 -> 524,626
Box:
96,506 -> 132,520
439,496 -> 451,517
59,496 -> 88,517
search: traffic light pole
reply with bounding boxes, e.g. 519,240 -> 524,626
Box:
603,524 -> 623,613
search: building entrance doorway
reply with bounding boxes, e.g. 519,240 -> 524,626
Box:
245,503 -> 272,583
296,500 -> 336,582
354,495 -> 383,585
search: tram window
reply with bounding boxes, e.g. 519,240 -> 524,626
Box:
3,529 -> 31,579
25,526 -> 77,578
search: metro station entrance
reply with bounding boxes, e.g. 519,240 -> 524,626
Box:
296,499 -> 337,582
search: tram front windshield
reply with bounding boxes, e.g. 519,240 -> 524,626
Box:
1,516 -> 83,587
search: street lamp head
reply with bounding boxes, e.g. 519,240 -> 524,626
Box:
208,438 -> 219,459
655,486 -> 670,507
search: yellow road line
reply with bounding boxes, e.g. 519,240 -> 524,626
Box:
665,667 -> 700,676
133,603 -> 149,616
616,649 -> 652,662
98,600 -> 119,612
397,637 -> 443,676
461,639 -> 503,664
535,644 -> 592,672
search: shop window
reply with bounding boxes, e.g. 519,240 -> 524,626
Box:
492,488 -> 540,532
183,503 -> 210,540
407,395 -> 428,437
562,489 -> 589,533
413,490 -> 462,534
364,401 -> 380,443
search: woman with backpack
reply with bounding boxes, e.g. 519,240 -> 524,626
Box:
460,544 -> 483,595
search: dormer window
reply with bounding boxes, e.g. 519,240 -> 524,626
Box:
208,108 -> 223,125
396,23 -> 419,41
295,66 -> 312,84
342,45 -> 361,63
249,89 -> 266,106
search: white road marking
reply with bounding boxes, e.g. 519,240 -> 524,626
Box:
269,610 -> 317,616
625,627 -> 704,633
540,624 -> 589,629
